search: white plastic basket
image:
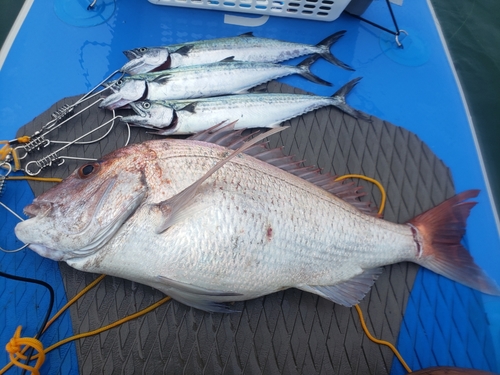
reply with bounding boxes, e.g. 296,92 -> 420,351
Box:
148,0 -> 352,22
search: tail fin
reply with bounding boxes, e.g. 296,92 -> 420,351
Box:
409,190 -> 500,296
316,30 -> 355,71
296,55 -> 332,87
331,77 -> 371,121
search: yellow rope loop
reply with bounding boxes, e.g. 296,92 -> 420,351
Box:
5,326 -> 45,375
0,143 -> 11,162
0,141 -> 21,171
10,147 -> 22,172
334,174 -> 387,216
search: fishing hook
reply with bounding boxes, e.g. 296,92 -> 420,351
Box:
0,163 -> 29,253
16,70 -> 124,162
16,94 -> 118,161
23,113 -> 127,176
44,70 -> 123,131
16,95 -> 108,158
395,30 -> 408,48
0,202 -> 29,253
87,0 -> 97,10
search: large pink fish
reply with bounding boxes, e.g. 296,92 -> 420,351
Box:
14,127 -> 500,312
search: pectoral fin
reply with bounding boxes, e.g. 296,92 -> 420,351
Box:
179,102 -> 197,113
300,268 -> 384,306
155,126 -> 286,233
152,73 -> 172,84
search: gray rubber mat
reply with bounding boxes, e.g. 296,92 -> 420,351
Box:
17,81 -> 455,374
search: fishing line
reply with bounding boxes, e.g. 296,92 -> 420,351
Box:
354,304 -> 412,373
345,0 -> 407,47
1,274 -> 171,375
22,114 -> 130,176
0,173 -> 61,253
335,174 -> 411,373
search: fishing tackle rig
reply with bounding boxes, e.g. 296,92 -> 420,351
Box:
0,69 -> 137,247
1,69 -> 135,178
0,162 -> 29,253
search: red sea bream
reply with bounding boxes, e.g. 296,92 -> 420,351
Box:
14,128 -> 500,312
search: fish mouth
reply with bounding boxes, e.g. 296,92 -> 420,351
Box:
24,201 -> 52,218
123,49 -> 138,60
99,81 -> 148,110
128,101 -> 148,117
28,243 -> 67,261
121,59 -> 145,75
100,94 -> 131,110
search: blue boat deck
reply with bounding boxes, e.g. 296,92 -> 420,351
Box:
1,0 -> 499,373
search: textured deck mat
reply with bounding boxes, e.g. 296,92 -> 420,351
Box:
17,80 -> 456,374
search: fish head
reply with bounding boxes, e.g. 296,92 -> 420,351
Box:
99,78 -> 147,110
121,101 -> 176,131
14,144 -> 154,261
121,47 -> 171,75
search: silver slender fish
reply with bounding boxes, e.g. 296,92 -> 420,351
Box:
14,127 -> 500,312
101,56 -> 330,110
121,31 -> 353,75
120,78 -> 369,135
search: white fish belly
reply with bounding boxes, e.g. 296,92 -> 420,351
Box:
69,142 -> 417,299
175,96 -> 334,133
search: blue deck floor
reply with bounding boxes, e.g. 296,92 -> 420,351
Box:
1,0 -> 499,373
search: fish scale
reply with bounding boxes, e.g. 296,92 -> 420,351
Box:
63,140 -> 415,303
121,80 -> 368,136
121,31 -> 353,74
100,58 -> 331,110
14,131 -> 500,313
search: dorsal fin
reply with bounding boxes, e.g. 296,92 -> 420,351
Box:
220,56 -> 236,62
189,124 -> 377,216
238,32 -> 254,37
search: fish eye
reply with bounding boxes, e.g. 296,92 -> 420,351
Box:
117,79 -> 123,86
78,162 -> 100,179
142,102 -> 151,109
139,47 -> 147,52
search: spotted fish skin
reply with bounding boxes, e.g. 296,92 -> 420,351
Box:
120,78 -> 368,135
101,57 -> 331,110
121,31 -> 353,75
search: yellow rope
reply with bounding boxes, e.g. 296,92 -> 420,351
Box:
41,295 -> 171,356
0,142 -> 21,172
6,176 -> 63,183
4,327 -> 45,375
16,136 -> 31,144
354,304 -> 412,373
43,274 -> 106,333
335,174 -> 411,372
1,274 -> 170,375
1,137 -> 29,171
334,174 -> 387,215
